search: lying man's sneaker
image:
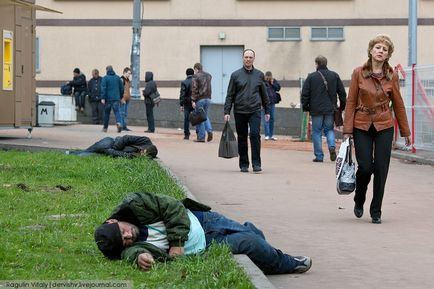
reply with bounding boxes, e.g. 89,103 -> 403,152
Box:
293,256 -> 312,273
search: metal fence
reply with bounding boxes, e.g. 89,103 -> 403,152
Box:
396,64 -> 434,152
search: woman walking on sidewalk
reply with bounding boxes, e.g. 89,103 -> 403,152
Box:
343,34 -> 411,224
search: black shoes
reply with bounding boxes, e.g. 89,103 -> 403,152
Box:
329,147 -> 337,161
116,123 -> 122,133
354,205 -> 364,218
240,166 -> 261,173
207,132 -> 213,142
123,127 -> 132,132
372,217 -> 382,224
184,135 -> 190,140
312,158 -> 323,162
194,139 -> 205,143
253,166 -> 262,173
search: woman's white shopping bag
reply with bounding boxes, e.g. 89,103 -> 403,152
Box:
336,138 -> 356,195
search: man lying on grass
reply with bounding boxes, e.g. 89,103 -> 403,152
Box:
69,135 -> 158,158
94,192 -> 312,274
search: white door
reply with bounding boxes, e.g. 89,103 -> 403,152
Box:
201,46 -> 243,104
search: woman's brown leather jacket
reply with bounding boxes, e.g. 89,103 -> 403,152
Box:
343,64 -> 410,137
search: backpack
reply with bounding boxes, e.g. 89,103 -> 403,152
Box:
61,84 -> 72,95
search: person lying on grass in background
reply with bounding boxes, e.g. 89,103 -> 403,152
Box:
94,192 -> 312,274
68,135 -> 157,159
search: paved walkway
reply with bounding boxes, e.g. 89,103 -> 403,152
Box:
1,125 -> 433,289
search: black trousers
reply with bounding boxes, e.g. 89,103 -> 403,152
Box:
234,111 -> 262,169
90,101 -> 104,124
353,125 -> 394,218
145,102 -> 155,132
183,106 -> 194,136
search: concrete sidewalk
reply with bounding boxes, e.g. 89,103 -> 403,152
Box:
1,125 -> 434,289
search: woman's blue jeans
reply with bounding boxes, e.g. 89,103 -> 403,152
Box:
201,211 -> 298,274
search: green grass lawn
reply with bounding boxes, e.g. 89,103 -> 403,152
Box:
0,151 -> 254,289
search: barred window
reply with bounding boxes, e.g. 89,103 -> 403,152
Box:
268,27 -> 301,41
311,27 -> 344,41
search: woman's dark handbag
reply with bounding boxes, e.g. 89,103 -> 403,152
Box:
334,107 -> 343,127
218,121 -> 238,159
336,137 -> 356,195
189,107 -> 207,126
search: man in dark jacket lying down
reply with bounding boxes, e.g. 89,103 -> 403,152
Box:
69,135 -> 157,158
94,192 -> 312,275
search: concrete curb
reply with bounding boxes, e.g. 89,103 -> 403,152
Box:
392,150 -> 434,166
0,144 -> 276,289
156,159 -> 277,289
0,143 -> 65,153
234,255 -> 277,289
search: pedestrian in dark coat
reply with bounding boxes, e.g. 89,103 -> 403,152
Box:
87,69 -> 104,124
143,71 -> 157,133
301,55 -> 346,162
101,65 -> 124,133
179,68 -> 194,139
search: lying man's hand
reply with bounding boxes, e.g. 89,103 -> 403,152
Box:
168,246 -> 184,257
137,253 -> 155,271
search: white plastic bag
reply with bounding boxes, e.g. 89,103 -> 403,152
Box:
336,138 -> 356,195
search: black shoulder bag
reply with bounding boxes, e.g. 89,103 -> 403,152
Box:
318,71 -> 343,127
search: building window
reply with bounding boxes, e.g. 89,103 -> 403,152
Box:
268,27 -> 301,41
36,37 -> 40,73
311,27 -> 344,41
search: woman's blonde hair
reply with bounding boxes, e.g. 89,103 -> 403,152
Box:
366,34 -> 395,76
367,34 -> 394,60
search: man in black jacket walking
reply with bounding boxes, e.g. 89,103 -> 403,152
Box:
179,68 -> 194,140
224,49 -> 270,173
301,55 -> 346,162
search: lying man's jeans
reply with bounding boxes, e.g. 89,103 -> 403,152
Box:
201,211 -> 298,274
69,137 -> 115,156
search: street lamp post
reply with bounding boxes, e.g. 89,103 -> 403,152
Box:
130,0 -> 142,98
408,0 -> 417,66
